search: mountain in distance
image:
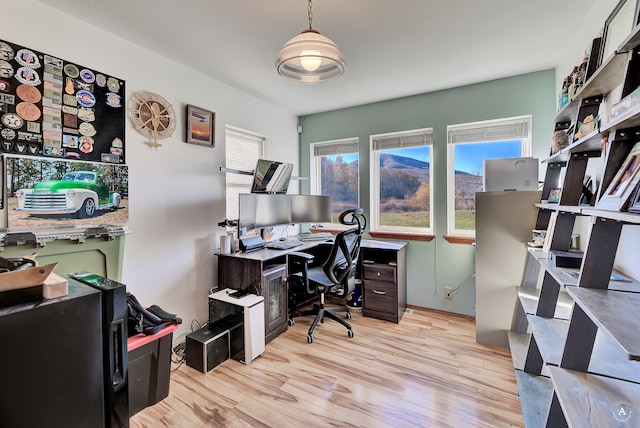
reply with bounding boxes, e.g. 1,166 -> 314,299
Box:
376,153 -> 480,179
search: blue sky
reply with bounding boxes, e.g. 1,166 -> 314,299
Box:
455,140 -> 521,174
329,140 -> 521,174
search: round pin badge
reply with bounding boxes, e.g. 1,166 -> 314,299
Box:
0,42 -> 14,61
76,90 -> 96,107
16,102 -> 41,121
15,142 -> 27,154
0,79 -> 11,93
95,74 -> 106,87
0,60 -> 14,78
15,67 -> 41,86
1,113 -> 24,129
79,136 -> 94,153
16,84 -> 42,103
1,141 -> 15,152
107,77 -> 120,92
63,63 -> 79,78
79,69 -> 95,83
106,92 -> 121,108
1,128 -> 17,141
15,49 -> 41,68
79,122 -> 97,137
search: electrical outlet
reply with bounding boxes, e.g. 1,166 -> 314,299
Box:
445,287 -> 453,298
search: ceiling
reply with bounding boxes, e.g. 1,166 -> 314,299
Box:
37,0 -> 598,116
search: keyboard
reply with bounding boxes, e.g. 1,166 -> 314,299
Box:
298,232 -> 333,241
266,239 -> 304,250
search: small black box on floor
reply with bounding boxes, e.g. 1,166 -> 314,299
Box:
186,324 -> 230,373
185,316 -> 242,374
549,249 -> 584,268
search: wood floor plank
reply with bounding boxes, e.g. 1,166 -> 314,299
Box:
131,308 -> 524,427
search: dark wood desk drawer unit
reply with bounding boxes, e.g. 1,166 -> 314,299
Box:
363,264 -> 396,282
360,240 -> 407,324
363,278 -> 397,314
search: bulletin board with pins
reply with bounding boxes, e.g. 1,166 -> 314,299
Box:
0,38 -> 125,163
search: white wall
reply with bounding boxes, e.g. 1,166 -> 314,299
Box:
4,0 -> 299,344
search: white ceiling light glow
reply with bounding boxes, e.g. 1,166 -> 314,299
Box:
275,0 -> 345,83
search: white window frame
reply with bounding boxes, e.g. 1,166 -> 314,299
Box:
369,128 -> 434,235
225,125 -> 265,221
446,115 -> 532,237
309,138 -> 360,226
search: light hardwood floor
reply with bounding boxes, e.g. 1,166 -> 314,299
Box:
131,307 -> 524,427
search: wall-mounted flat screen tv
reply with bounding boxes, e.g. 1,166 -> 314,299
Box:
251,159 -> 293,194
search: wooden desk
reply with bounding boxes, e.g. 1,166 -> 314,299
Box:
218,239 -> 330,343
217,238 -> 407,342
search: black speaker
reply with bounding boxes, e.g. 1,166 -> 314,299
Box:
185,324 -> 230,373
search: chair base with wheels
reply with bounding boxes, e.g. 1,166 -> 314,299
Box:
288,291 -> 353,343
287,208 -> 366,343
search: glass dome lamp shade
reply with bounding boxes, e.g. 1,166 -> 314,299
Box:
275,29 -> 346,83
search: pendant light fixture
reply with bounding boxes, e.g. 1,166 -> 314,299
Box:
275,0 -> 346,83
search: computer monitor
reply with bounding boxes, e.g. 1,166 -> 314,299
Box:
238,193 -> 291,237
250,159 -> 293,194
290,195 -> 332,224
483,157 -> 539,192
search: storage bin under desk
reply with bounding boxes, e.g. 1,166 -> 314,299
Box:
127,324 -> 178,417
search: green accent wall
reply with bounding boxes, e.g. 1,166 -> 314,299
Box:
298,69 -> 556,316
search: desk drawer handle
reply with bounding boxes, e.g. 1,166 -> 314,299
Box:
376,272 -> 381,277
373,290 -> 386,295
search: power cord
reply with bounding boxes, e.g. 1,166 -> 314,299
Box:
200,248 -> 217,297
448,272 -> 475,297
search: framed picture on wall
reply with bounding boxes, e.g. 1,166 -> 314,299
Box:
186,105 -> 215,148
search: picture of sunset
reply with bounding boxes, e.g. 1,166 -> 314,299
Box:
187,105 -> 215,147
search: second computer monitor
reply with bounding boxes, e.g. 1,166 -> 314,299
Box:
290,195 -> 332,224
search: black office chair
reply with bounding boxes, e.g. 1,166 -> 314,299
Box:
287,208 -> 366,343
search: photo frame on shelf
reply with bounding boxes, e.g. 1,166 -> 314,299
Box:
597,141 -> 640,211
579,175 -> 596,206
583,37 -> 603,82
626,181 -> 640,212
600,0 -> 637,64
548,187 -> 562,203
186,105 -> 215,148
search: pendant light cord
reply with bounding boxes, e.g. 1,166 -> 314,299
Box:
308,0 -> 314,30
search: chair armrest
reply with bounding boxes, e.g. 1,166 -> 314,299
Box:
288,251 -> 315,263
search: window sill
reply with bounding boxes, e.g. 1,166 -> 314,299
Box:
444,235 -> 475,245
369,231 -> 435,242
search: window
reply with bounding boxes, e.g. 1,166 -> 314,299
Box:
370,128 -> 433,235
446,115 -> 531,237
310,138 -> 359,223
225,126 -> 265,220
